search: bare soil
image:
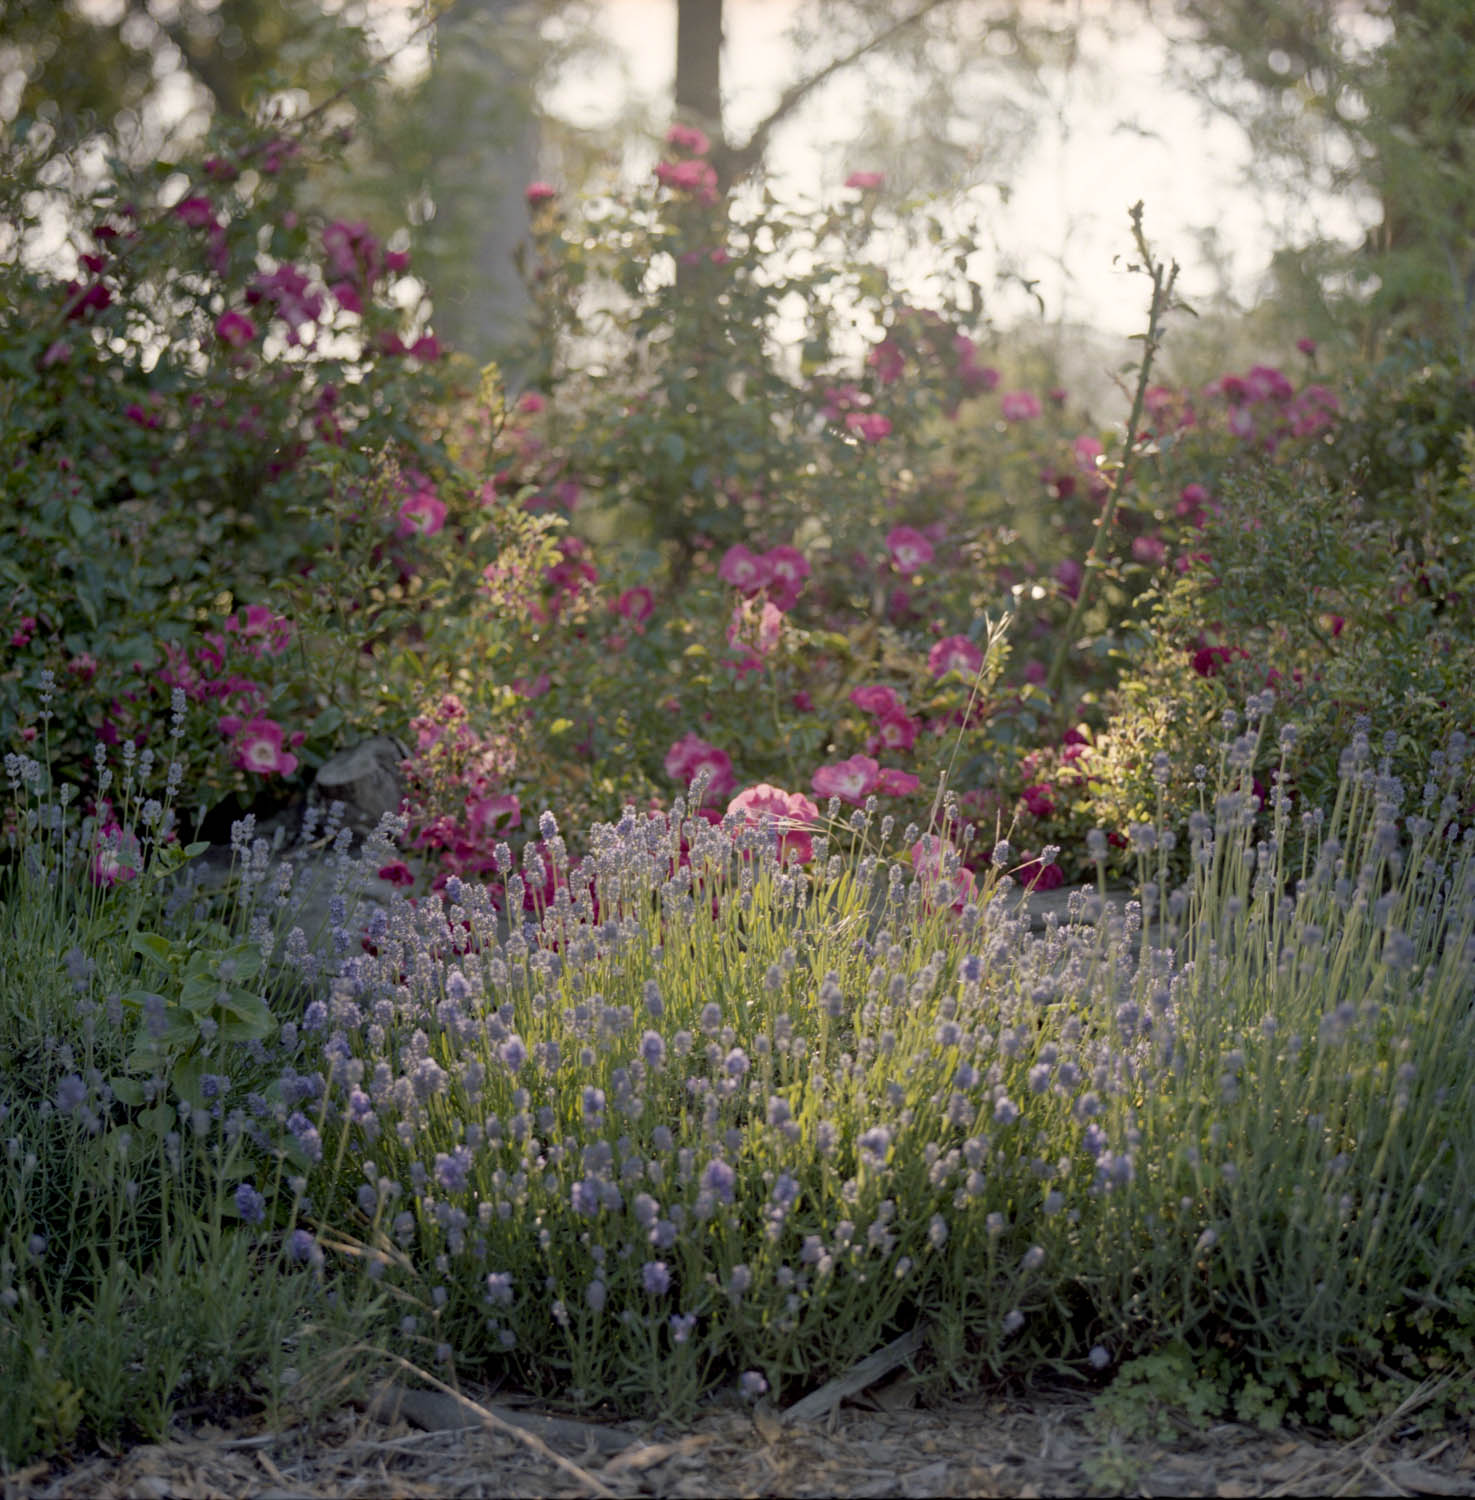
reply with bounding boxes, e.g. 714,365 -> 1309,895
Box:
5,1374 -> 1472,1499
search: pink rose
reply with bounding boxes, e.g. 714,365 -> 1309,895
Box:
717,543 -> 774,594
666,122 -> 711,156
927,635 -> 983,680
398,490 -> 447,537
867,340 -> 905,384
227,717 -> 299,777
615,586 -> 655,625
909,834 -> 975,912
849,683 -> 904,718
845,411 -> 892,442
665,732 -> 736,804
173,196 -> 217,229
1000,390 -> 1042,422
525,180 -> 557,205
811,754 -> 880,807
885,526 -> 934,573
726,784 -> 819,864
845,170 -> 885,190
215,310 -> 256,349
875,766 -> 920,796
868,710 -> 918,755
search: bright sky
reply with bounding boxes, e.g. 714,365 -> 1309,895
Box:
531,0 -> 1380,336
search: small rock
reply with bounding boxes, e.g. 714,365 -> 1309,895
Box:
310,736 -> 408,836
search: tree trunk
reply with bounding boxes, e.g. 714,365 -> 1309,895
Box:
422,0 -> 537,367
675,0 -> 725,149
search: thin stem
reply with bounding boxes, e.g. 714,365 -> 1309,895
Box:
1045,202 -> 1180,700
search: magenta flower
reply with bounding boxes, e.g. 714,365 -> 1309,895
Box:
867,339 -> 905,384
665,732 -> 736,803
214,310 -> 256,349
173,196 -> 217,229
868,711 -> 918,755
850,683 -> 905,718
1055,558 -> 1083,599
875,766 -> 920,796
225,716 -> 299,776
666,122 -> 711,155
615,586 -> 655,625
763,545 -> 810,607
909,834 -> 975,911
726,784 -> 820,864
225,604 -> 293,656
525,180 -> 557,205
398,490 -> 447,537
322,219 -> 383,286
467,793 -> 521,842
654,158 -> 719,203
1131,534 -> 1167,566
717,544 -> 774,594
1013,855 -> 1065,891
727,597 -> 785,659
377,861 -> 415,888
927,635 -> 983,680
90,823 -> 141,888
845,411 -> 892,442
886,526 -> 934,573
1020,782 -> 1055,820
845,170 -> 885,190
1000,390 -> 1042,422
811,754 -> 880,807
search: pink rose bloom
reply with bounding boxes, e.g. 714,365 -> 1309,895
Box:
226,604 -> 293,655
811,754 -> 880,807
517,391 -> 546,415
615,586 -> 655,625
228,717 -> 299,776
410,333 -> 442,361
174,196 -> 217,229
525,180 -> 557,205
666,122 -> 711,155
909,834 -> 975,911
1013,856 -> 1065,892
867,339 -> 905,384
510,672 -> 551,699
886,525 -> 934,573
868,710 -> 918,755
1132,534 -> 1167,566
875,766 -> 920,796
1073,435 -> 1104,472
1021,782 -> 1055,820
215,310 -> 256,349
665,732 -> 736,804
330,280 -> 364,315
467,792 -> 521,842
398,490 -> 447,537
727,596 -> 784,658
717,543 -> 773,594
845,411 -> 892,442
90,824 -> 141,888
385,249 -> 411,273
850,683 -> 905,718
322,219 -> 382,285
763,545 -> 810,601
377,861 -> 415,888
1000,390 -> 1042,422
726,784 -> 819,864
928,635 -> 983,680
845,170 -> 885,190
654,158 -> 719,202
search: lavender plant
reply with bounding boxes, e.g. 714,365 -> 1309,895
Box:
3,674 -> 1473,1459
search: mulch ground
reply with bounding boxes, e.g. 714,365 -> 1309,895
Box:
5,1373 -> 1472,1499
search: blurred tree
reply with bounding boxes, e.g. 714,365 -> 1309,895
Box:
1162,0 -> 1475,359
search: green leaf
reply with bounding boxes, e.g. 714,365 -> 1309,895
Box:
130,933 -> 174,970
67,502 -> 94,540
109,1076 -> 145,1107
